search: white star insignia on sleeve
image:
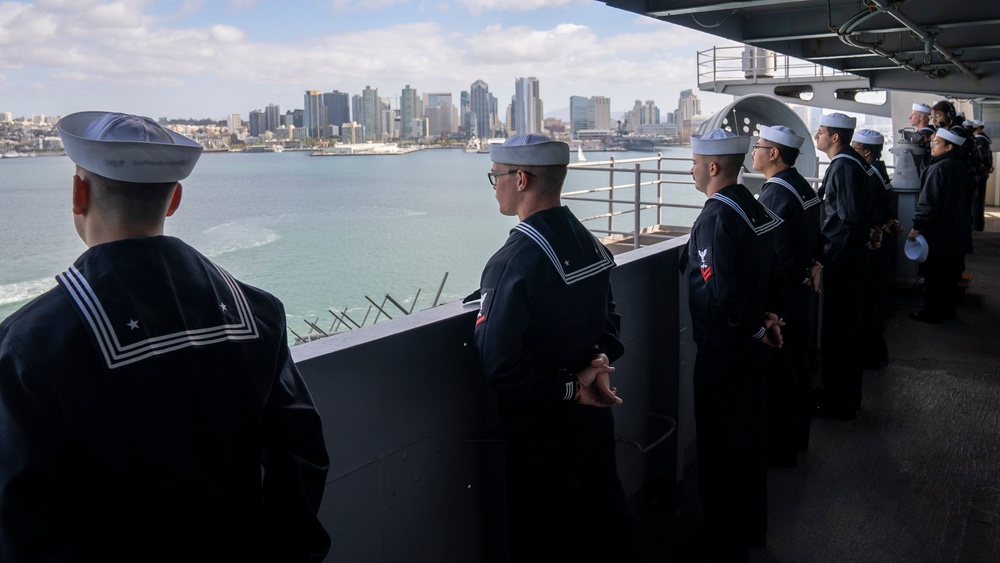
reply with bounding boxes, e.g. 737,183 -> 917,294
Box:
127,319 -> 139,330
219,302 -> 228,312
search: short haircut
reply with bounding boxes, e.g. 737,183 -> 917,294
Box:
703,153 -> 744,177
513,164 -> 568,197
824,126 -> 854,146
774,145 -> 800,167
856,143 -> 883,161
78,166 -> 178,226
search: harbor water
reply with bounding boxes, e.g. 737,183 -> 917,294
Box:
0,147 -> 699,342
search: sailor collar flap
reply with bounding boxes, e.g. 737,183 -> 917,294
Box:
764,175 -> 821,210
512,212 -> 614,285
57,242 -> 260,370
710,190 -> 783,235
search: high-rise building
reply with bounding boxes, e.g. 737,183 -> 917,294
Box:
303,90 -> 324,138
570,96 -> 595,139
470,80 -> 492,139
678,89 -> 702,121
400,85 -> 418,139
323,91 -> 351,130
640,100 -> 660,125
423,92 -> 454,137
361,86 -> 380,141
514,77 -> 541,135
264,103 -> 281,134
248,110 -> 266,137
379,96 -> 394,141
593,96 -> 612,130
227,114 -> 242,134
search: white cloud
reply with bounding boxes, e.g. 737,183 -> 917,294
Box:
209,24 -> 245,43
457,0 -> 585,15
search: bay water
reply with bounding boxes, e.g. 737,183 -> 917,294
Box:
0,147 -> 699,343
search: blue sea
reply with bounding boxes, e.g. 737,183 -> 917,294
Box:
0,147 -> 699,342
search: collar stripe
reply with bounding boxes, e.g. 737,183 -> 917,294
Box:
57,264 -> 260,370
711,193 -> 784,235
764,177 -> 822,209
512,223 -> 614,285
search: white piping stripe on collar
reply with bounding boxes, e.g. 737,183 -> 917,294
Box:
869,166 -> 892,190
711,193 -> 784,235
513,223 -> 614,285
764,177 -> 822,210
57,264 -> 260,370
832,152 -> 876,177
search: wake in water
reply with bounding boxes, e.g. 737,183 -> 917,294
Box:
0,277 -> 58,307
201,220 -> 281,258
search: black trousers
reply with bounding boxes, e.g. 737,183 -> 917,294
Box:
863,245 -> 890,366
920,252 -> 966,319
820,250 -> 867,412
505,417 -> 638,563
694,344 -> 769,561
765,295 -> 814,466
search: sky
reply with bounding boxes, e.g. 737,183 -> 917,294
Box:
0,0 -> 739,121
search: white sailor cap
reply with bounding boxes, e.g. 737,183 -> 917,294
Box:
973,119 -> 984,127
819,113 -> 857,130
851,129 -> 884,145
691,129 -> 751,155
758,125 -> 804,149
935,127 -> 966,146
963,120 -> 975,128
489,134 -> 569,166
58,111 -> 203,183
912,103 -> 932,114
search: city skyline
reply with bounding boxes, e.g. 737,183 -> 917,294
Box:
0,0 -> 737,120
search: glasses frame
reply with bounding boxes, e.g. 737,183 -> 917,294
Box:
751,144 -> 774,152
487,169 -> 535,186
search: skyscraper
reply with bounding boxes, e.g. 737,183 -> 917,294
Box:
264,103 -> 281,134
423,92 -> 454,137
570,96 -> 595,139
470,80 -> 492,139
514,76 -> 541,135
400,85 -> 418,139
593,96 -> 612,130
678,89 -> 702,120
249,110 -> 266,137
361,86 -> 380,141
227,114 -> 242,135
303,90 -> 324,138
323,91 -> 350,131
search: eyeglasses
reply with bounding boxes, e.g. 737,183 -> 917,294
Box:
487,169 -> 534,186
751,144 -> 773,151
930,140 -> 945,146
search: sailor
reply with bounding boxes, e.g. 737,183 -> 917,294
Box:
908,128 -> 974,322
909,103 -> 934,173
472,134 -> 639,562
972,119 -> 994,232
751,125 -> 821,467
687,129 -> 783,561
930,100 -> 959,129
850,129 -> 900,369
812,112 -> 877,419
0,112 -> 330,561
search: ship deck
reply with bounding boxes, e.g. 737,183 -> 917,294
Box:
637,212 -> 1000,562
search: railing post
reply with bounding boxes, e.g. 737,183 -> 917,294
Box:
608,156 -> 615,236
634,163 -> 642,250
656,153 -> 664,225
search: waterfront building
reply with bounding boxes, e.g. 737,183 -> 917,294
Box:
677,89 -> 702,121
304,90 -> 325,139
593,96 -> 612,130
1,112 -> 12,123
227,113 -> 242,135
340,121 -> 363,144
513,76 -> 541,135
423,92 -> 454,137
264,103 -> 281,134
249,110 -> 266,137
361,86 -> 380,142
470,80 -> 494,140
570,96 -> 596,139
400,85 -> 418,140
460,91 -> 472,137
323,91 -> 350,133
